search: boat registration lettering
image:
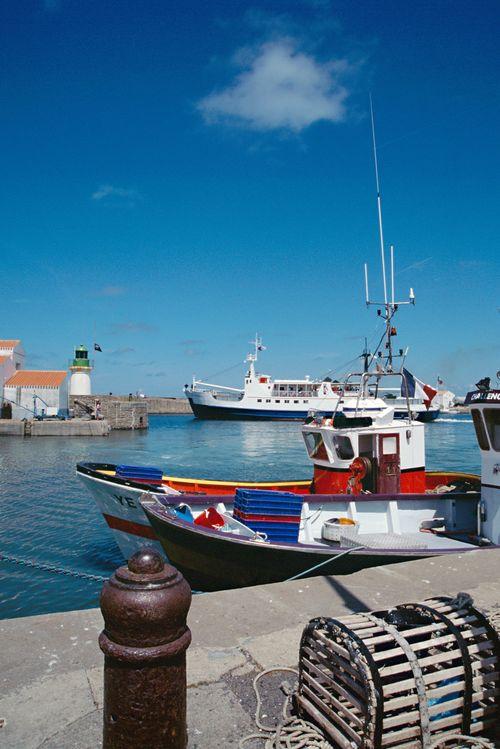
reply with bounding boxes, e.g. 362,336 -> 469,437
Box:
112,493 -> 137,508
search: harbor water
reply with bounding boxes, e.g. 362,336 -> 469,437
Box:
0,413 -> 477,620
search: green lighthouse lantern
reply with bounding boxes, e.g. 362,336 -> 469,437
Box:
72,345 -> 90,368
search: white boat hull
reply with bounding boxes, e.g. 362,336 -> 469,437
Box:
81,472 -> 166,559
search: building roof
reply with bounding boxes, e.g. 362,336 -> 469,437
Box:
0,340 -> 21,349
5,370 -> 67,388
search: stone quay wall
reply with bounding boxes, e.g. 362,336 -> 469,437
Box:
83,395 -> 193,415
69,396 -> 148,430
143,396 -> 192,414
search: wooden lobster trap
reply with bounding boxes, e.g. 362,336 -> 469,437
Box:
297,595 -> 500,748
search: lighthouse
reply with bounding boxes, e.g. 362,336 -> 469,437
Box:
69,345 -> 93,396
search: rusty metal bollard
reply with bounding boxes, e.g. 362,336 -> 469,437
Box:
99,548 -> 192,748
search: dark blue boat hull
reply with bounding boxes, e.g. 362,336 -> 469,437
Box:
188,399 -> 310,420
394,408 -> 440,423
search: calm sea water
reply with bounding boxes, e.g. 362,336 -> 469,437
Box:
0,413 -> 478,620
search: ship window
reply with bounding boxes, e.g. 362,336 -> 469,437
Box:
333,435 -> 355,460
266,399 -> 271,403
294,400 -> 299,403
304,432 -> 329,461
471,409 -> 490,451
284,399 -> 289,403
257,399 -> 262,403
303,400 -> 308,403
484,408 -> 500,451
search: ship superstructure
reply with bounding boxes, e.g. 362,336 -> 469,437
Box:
184,336 -> 345,420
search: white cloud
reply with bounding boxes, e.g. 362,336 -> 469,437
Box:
198,39 -> 350,132
91,185 -> 141,202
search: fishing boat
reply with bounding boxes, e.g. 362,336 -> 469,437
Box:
77,375 -> 479,564
141,374 -> 498,591
184,335 -> 345,420
76,463 -> 310,559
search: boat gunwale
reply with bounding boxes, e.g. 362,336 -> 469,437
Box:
141,497 -> 489,557
76,462 -> 480,494
76,461 -> 311,490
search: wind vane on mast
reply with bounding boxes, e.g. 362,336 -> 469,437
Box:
364,96 -> 415,372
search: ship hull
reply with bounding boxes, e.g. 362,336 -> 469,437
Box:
188,398 -> 310,420
394,408 -> 440,423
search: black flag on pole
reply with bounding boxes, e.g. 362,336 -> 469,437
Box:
94,343 -> 102,352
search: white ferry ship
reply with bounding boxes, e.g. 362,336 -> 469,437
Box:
184,336 -> 351,420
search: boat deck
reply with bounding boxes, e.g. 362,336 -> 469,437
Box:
315,531 -> 478,551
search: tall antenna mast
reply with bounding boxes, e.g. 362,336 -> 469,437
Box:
364,97 -> 415,372
370,94 -> 388,306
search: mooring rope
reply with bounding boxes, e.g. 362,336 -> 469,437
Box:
239,668 -> 332,749
0,552 -> 108,583
428,736 -> 495,749
285,546 -> 366,583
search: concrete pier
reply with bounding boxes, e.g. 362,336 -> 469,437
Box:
1,550 -> 500,748
0,419 -> 111,436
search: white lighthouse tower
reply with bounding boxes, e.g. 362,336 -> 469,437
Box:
69,345 -> 93,396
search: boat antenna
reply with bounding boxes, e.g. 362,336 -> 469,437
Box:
247,333 -> 265,366
370,94 -> 388,307
364,97 -> 416,372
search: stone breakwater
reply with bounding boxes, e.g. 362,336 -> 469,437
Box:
72,394 -> 192,415
70,396 -> 148,429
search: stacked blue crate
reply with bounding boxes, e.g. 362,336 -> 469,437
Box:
234,489 -> 303,543
115,464 -> 163,485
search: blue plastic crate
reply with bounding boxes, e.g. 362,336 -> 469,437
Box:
116,464 -> 163,481
234,507 -> 302,518
234,489 -> 303,516
238,519 -> 300,543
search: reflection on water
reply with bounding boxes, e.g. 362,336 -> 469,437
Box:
0,413 -> 479,619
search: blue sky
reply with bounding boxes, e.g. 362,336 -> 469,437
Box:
1,0 -> 499,395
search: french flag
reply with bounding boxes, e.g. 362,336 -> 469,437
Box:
401,368 -> 438,410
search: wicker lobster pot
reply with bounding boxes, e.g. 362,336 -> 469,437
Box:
297,595 -> 500,748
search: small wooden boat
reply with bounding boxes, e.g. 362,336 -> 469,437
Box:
76,461 -> 311,558
141,488 -> 490,591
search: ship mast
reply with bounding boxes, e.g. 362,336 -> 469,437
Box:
364,97 -> 415,373
246,334 -> 265,378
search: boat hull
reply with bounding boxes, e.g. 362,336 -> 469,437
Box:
142,499 -> 487,592
188,398 -> 310,420
394,408 -> 441,423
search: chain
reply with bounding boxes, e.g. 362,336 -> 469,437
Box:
0,552 -> 108,583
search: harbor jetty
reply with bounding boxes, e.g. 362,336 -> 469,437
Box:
0,418 -> 111,436
0,397 -> 192,437
72,394 -> 193,415
1,551 -> 499,748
